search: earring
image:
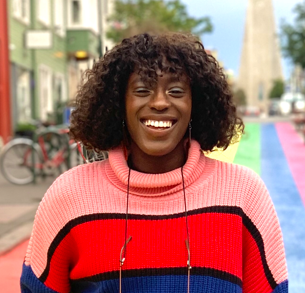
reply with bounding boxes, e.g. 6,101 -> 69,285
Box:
122,120 -> 128,161
188,120 -> 192,148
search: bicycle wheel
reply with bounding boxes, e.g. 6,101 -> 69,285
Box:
69,142 -> 84,168
0,138 -> 42,185
37,130 -> 69,174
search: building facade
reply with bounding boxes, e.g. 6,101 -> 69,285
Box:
9,0 -> 68,127
0,0 -> 11,144
4,0 -> 114,136
238,0 -> 283,112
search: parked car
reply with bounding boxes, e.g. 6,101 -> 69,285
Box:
244,105 -> 260,117
268,98 -> 281,116
279,92 -> 305,115
237,105 -> 260,117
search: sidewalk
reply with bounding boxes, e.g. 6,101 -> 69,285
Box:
0,160 -> 61,292
0,173 -> 54,255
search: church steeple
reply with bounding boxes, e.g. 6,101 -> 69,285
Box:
238,0 -> 283,111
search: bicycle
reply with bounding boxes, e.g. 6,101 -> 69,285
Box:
0,126 -> 108,185
0,126 -> 76,185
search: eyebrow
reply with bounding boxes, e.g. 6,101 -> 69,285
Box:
130,75 -> 187,85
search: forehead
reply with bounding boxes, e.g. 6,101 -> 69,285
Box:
128,70 -> 190,85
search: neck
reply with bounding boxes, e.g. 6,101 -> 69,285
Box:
128,141 -> 188,174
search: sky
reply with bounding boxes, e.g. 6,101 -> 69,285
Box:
181,0 -> 303,80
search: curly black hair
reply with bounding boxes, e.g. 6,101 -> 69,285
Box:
70,32 -> 244,152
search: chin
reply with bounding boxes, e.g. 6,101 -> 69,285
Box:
141,141 -> 180,157
144,148 -> 172,157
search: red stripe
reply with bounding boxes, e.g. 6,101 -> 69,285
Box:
242,226 -> 272,292
43,213 -> 268,290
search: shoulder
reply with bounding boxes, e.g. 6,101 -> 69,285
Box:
202,157 -> 270,209
50,160 -> 107,190
217,161 -> 273,216
56,160 -> 108,184
38,160 -> 108,212
210,157 -> 264,187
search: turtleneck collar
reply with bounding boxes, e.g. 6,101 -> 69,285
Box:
105,140 -> 213,197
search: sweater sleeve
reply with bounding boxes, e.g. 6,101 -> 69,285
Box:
20,174 -> 74,293
241,167 -> 288,292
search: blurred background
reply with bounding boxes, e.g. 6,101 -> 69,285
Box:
0,0 -> 305,292
1,0 -> 305,142
1,0 -> 305,141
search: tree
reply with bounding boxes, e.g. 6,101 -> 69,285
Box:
281,1 -> 305,68
269,79 -> 284,99
107,0 -> 213,44
233,88 -> 247,106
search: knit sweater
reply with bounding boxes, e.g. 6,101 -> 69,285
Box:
20,140 -> 288,293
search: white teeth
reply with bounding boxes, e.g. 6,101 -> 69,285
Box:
143,120 -> 173,128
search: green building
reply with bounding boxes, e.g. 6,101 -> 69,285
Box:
8,0 -> 104,130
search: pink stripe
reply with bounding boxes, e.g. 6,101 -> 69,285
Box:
275,122 -> 305,206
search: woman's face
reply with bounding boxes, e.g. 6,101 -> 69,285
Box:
125,71 -> 192,158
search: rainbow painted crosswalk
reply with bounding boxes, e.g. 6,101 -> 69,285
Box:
234,123 -> 305,292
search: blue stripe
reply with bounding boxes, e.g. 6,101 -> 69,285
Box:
20,264 -> 58,293
21,263 -> 242,292
261,124 -> 305,293
71,275 -> 242,293
272,280 -> 288,293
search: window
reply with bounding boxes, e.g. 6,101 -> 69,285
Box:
39,66 -> 53,122
90,0 -> 98,33
17,70 -> 31,123
72,0 -> 81,24
37,0 -> 51,26
54,73 -> 67,103
12,0 -> 30,24
54,0 -> 65,36
104,0 -> 108,15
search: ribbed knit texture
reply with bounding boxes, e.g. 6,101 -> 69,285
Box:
20,141 -> 288,293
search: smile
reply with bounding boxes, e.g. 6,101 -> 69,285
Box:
142,120 -> 176,129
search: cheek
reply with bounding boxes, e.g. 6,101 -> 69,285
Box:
125,99 -> 141,137
125,96 -> 135,121
181,97 -> 192,118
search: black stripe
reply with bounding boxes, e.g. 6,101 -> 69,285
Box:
70,267 -> 242,288
242,214 -> 277,289
39,205 -> 276,289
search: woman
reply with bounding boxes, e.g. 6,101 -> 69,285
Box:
21,33 -> 288,293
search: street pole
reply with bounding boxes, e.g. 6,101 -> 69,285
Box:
97,0 -> 102,58
0,0 -> 12,144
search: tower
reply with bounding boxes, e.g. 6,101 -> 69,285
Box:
238,0 -> 283,111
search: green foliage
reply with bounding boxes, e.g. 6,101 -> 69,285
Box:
269,79 -> 284,99
233,88 -> 247,106
107,0 -> 213,43
16,123 -> 36,132
15,123 -> 36,137
280,1 -> 305,68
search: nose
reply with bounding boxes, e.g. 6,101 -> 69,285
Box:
149,89 -> 170,111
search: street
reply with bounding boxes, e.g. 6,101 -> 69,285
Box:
0,118 -> 304,292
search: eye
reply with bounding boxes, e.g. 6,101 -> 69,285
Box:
134,87 -> 152,96
168,87 -> 185,97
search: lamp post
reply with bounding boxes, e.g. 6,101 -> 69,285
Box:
0,0 -> 12,144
